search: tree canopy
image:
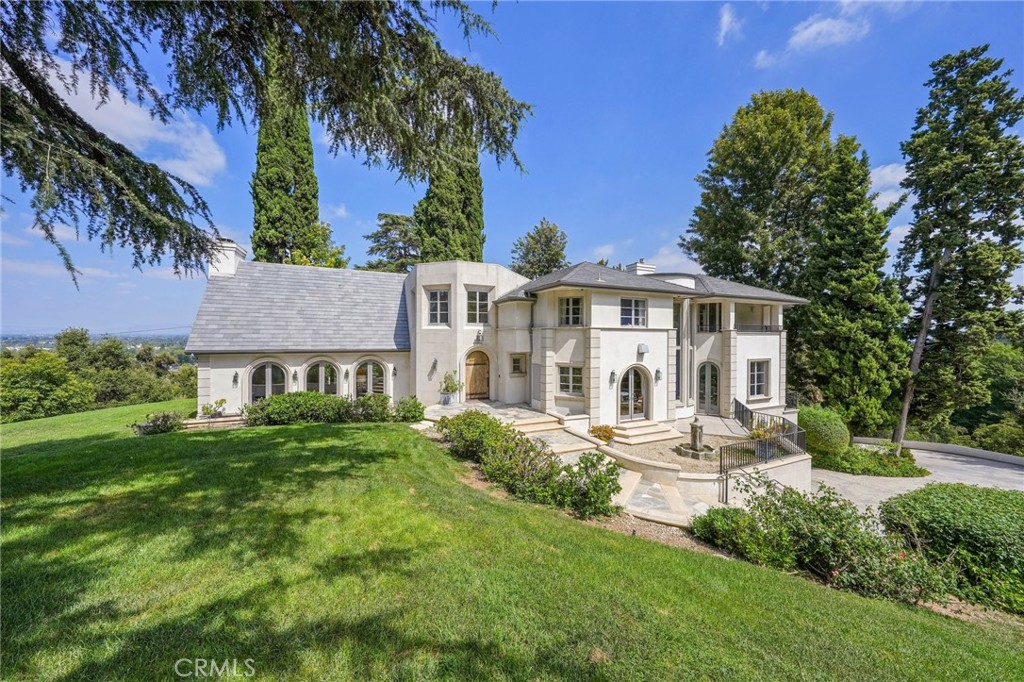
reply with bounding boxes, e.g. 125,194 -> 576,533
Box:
1,1 -> 529,281
510,218 -> 570,279
893,45 -> 1024,443
360,213 -> 422,273
415,132 -> 485,262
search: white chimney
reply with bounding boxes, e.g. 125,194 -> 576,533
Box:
626,258 -> 656,276
209,238 -> 247,277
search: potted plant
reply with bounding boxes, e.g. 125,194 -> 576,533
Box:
439,371 -> 463,406
749,420 -> 782,458
199,398 -> 227,419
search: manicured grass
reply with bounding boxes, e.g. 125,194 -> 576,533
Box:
2,403 -> 1022,681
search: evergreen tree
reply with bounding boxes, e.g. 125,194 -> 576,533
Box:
680,89 -> 834,293
250,39 -> 327,264
510,218 -> 570,279
3,2 -> 528,281
800,136 -> 911,433
360,214 -> 421,273
416,131 -> 485,262
893,46 -> 1024,445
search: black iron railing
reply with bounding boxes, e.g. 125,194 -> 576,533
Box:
721,399 -> 806,477
735,324 -> 784,332
785,390 -> 801,410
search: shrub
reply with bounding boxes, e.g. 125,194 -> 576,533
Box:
436,411 -> 508,462
696,475 -> 949,605
798,406 -> 850,456
439,370 -> 463,394
589,424 -> 615,443
480,432 -> 564,505
813,442 -> 929,478
880,484 -> 1024,613
245,392 -> 354,426
0,352 -> 96,423
556,452 -> 622,519
394,396 -> 426,423
132,411 -> 184,435
356,394 -> 394,422
971,419 -> 1024,456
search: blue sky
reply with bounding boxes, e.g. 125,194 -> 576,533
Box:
2,1 -> 1022,335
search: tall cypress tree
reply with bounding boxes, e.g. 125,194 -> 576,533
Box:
416,130 -> 485,262
250,40 -> 325,264
893,46 -> 1024,444
800,136 -> 911,433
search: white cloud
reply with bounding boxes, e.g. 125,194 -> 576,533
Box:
647,242 -> 703,273
1,230 -> 31,247
593,244 -> 615,260
788,15 -> 870,51
887,224 -> 912,245
48,59 -> 226,186
754,50 -> 778,69
870,163 -> 908,209
2,258 -> 119,279
717,4 -> 743,47
327,204 -> 350,219
23,224 -> 79,242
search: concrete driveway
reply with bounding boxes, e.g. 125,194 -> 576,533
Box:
811,449 -> 1024,511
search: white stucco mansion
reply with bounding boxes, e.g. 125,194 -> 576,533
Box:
186,239 -> 806,428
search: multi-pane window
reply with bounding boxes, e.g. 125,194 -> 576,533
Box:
620,298 -> 647,327
467,290 -> 489,324
305,361 -> 338,394
251,362 -> 286,403
698,303 -> 721,333
559,297 -> 583,326
428,289 -> 449,325
356,361 -> 387,397
749,360 -> 769,398
510,354 -> 527,376
558,366 -> 584,396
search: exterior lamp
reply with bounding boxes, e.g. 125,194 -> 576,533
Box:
392,366 -> 398,377
232,371 -> 239,387
344,369 -> 350,380
609,370 -> 617,386
655,369 -> 662,383
292,369 -> 299,382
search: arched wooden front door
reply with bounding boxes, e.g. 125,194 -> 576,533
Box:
465,351 -> 490,400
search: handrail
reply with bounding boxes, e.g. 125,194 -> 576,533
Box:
721,399 -> 806,478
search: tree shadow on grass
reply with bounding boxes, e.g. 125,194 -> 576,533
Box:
1,423 -> 450,679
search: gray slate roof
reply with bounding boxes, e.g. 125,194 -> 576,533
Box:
494,261 -> 807,304
186,261 -> 409,353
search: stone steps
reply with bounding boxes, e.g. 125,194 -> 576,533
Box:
514,421 -> 564,435
183,416 -> 246,432
611,420 -> 683,446
612,470 -> 644,508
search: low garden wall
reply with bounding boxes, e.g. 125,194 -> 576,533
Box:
853,437 -> 1022,466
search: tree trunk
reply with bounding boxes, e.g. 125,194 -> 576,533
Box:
893,248 -> 952,451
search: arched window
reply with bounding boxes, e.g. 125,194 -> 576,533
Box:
251,362 -> 286,403
305,362 -> 338,394
355,361 -> 386,397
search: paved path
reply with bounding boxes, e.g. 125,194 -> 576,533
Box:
812,449 -> 1024,511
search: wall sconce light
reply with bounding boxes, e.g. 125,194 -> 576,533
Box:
292,369 -> 299,382
637,343 -> 650,355
232,371 -> 239,388
609,370 -> 617,386
655,368 -> 663,383
392,366 -> 398,377
344,369 -> 349,380
431,358 -> 438,372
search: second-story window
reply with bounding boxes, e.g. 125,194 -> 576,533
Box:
559,297 -> 583,326
698,303 -> 721,333
428,289 -> 449,325
620,298 -> 647,327
467,290 -> 489,324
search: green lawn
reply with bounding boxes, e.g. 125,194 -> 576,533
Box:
2,403 -> 1022,681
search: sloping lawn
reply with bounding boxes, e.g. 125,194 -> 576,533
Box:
2,403 -> 1022,681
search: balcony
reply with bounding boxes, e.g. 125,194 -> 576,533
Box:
736,324 -> 783,333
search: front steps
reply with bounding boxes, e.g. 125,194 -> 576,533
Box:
611,420 -> 683,446
182,415 -> 246,431
510,414 -> 563,434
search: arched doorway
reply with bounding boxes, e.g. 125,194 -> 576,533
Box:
619,367 -> 647,422
465,351 -> 490,400
697,362 -> 720,415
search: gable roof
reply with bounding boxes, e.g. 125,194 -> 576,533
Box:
494,262 -> 694,302
186,261 -> 409,353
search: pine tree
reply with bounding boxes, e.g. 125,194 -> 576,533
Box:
893,46 -> 1024,444
510,218 -> 570,279
359,214 -> 421,273
416,131 -> 485,262
801,136 -> 911,433
250,40 -> 325,264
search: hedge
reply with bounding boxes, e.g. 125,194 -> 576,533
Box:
244,391 -> 425,426
880,483 -> 1024,614
798,406 -> 850,457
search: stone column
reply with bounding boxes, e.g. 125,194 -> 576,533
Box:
585,329 -> 602,423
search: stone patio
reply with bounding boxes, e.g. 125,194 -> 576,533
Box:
424,400 -> 548,424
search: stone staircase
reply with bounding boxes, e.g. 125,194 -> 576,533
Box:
611,420 -> 683,446
510,415 -> 595,457
510,414 -> 562,434
182,415 -> 246,432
